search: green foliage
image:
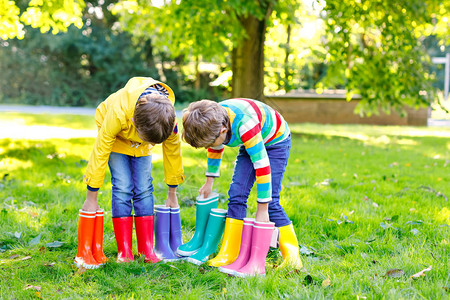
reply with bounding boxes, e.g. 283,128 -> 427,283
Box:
0,0 -> 85,39
2,0 -> 450,114
0,23 -> 158,106
319,0 -> 450,115
0,113 -> 449,298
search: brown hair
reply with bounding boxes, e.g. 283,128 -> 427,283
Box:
134,94 -> 175,144
182,100 -> 229,148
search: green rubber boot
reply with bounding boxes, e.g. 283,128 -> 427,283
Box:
176,192 -> 219,256
186,208 -> 227,265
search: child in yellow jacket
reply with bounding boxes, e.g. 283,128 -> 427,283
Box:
75,77 -> 185,269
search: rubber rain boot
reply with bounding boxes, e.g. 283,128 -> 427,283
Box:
112,216 -> 134,262
278,223 -> 303,269
176,192 -> 219,256
169,207 -> 183,256
234,221 -> 275,277
186,209 -> 227,265
75,210 -> 100,269
218,218 -> 254,275
135,215 -> 160,263
207,217 -> 243,267
92,209 -> 108,265
154,205 -> 178,261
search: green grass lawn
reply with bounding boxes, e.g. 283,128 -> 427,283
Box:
0,113 -> 449,299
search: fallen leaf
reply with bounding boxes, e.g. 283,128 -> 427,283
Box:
299,246 -> 314,256
29,234 -> 41,246
410,229 -> 420,235
372,202 -> 379,208
322,278 -> 331,287
74,266 -> 87,275
24,285 -> 41,291
406,220 -> 424,225
410,266 -> 432,279
43,262 -> 55,267
21,256 -> 32,261
444,287 -> 450,293
35,291 -> 42,299
384,269 -> 405,278
9,254 -> 19,260
46,241 -> 65,248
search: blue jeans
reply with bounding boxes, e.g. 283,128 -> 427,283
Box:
227,136 -> 292,227
108,152 -> 154,218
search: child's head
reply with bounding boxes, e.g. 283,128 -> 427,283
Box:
134,94 -> 175,144
182,100 -> 229,148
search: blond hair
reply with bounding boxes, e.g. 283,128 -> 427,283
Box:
134,94 -> 175,144
182,100 -> 229,148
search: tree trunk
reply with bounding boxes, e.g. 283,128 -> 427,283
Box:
231,3 -> 273,99
284,24 -> 292,92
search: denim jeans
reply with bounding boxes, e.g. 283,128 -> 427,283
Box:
108,152 -> 154,218
227,136 -> 292,227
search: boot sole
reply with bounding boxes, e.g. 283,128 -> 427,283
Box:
218,266 -> 237,276
74,260 -> 100,269
176,248 -> 199,257
162,257 -> 185,262
233,271 -> 265,278
186,257 -> 204,265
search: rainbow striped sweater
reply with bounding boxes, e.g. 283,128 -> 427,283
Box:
206,98 -> 291,203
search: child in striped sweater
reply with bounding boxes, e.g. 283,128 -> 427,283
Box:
182,98 -> 302,276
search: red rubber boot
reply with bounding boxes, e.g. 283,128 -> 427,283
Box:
135,215 -> 161,263
112,216 -> 134,262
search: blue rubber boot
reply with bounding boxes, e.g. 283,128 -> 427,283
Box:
186,208 -> 227,265
176,193 -> 219,256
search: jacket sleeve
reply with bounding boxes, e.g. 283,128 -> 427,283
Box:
162,122 -> 185,185
83,109 -> 122,189
205,145 -> 225,177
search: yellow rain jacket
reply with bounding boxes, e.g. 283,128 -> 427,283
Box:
83,77 -> 185,189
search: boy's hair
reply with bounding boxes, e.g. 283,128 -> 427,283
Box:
134,94 -> 175,144
182,100 -> 229,148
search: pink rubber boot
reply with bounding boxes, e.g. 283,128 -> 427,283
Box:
234,221 -> 275,277
218,218 -> 254,275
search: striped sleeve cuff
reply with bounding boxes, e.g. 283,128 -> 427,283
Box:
257,197 -> 272,203
205,172 -> 220,177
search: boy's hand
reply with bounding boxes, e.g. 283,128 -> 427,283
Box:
165,187 -> 179,208
82,190 -> 100,212
255,203 -> 270,223
199,177 -> 214,198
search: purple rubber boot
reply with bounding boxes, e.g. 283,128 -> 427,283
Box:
155,205 -> 179,261
170,207 -> 183,256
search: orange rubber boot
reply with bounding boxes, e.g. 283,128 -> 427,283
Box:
75,210 -> 100,269
92,209 -> 108,264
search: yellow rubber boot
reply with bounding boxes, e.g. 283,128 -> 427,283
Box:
207,218 -> 243,267
278,224 -> 303,269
